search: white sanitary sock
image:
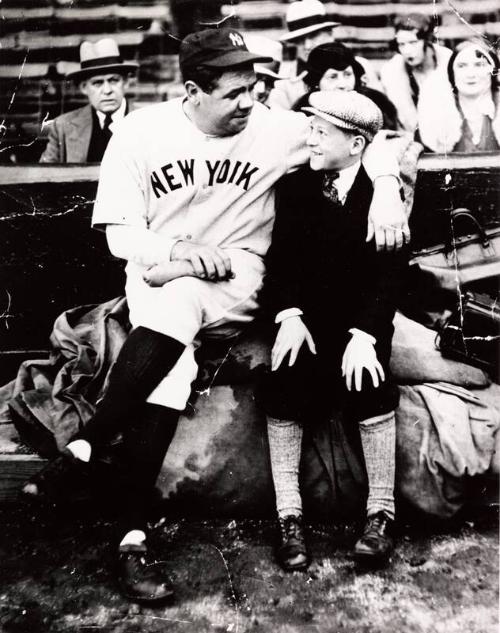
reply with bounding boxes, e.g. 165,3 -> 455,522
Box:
66,439 -> 92,463
119,530 -> 147,548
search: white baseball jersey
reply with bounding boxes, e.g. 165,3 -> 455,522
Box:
92,98 -> 310,258
91,97 -> 397,410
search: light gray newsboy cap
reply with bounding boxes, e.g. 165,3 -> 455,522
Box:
302,90 -> 383,141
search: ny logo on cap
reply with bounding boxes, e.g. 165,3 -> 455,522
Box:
229,32 -> 244,47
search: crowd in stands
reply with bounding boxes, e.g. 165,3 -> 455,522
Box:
258,2 -> 499,155
2,0 -> 499,164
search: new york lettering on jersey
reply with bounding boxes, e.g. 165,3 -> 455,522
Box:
150,159 -> 260,198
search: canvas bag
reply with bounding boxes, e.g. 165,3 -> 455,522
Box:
396,382 -> 499,517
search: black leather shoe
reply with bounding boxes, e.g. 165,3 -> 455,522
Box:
277,515 -> 309,572
353,511 -> 395,565
20,448 -> 88,502
117,543 -> 174,605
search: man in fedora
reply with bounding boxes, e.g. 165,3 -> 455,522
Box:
269,0 -> 380,110
40,38 -> 138,163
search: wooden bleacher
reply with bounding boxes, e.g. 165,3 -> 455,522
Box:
222,0 -> 500,57
0,1 -> 180,162
2,0 -> 500,162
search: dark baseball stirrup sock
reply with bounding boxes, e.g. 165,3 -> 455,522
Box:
359,411 -> 396,520
78,326 -> 185,449
117,403 -> 180,536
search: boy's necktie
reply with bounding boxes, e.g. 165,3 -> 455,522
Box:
322,171 -> 340,205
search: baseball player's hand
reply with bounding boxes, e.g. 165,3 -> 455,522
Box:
143,260 -> 196,287
341,334 -> 385,392
272,316 -> 316,371
366,175 -> 410,252
170,241 -> 233,281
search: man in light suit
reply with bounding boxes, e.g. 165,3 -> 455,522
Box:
40,38 -> 138,163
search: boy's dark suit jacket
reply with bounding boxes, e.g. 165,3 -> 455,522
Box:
264,163 -> 407,363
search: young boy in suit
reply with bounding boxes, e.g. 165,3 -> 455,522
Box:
262,90 -> 407,571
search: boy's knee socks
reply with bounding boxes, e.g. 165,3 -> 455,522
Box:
267,416 -> 303,519
359,411 -> 396,519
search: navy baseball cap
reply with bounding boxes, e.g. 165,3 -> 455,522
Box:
179,28 -> 273,70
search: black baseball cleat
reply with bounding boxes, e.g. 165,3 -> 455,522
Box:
117,543 -> 174,605
352,511 -> 395,565
20,447 -> 89,503
277,515 -> 309,572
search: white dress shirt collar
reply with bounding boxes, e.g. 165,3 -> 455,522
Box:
96,98 -> 127,130
332,160 -> 362,205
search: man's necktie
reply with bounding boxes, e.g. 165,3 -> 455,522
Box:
102,113 -> 113,142
322,171 -> 340,204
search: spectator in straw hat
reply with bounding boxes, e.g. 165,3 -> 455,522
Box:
269,0 -> 381,110
262,89 -> 408,571
244,34 -> 288,106
40,38 -> 138,163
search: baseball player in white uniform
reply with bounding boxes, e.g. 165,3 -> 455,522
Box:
22,27 -> 409,604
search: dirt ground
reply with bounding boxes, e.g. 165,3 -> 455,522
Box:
0,503 -> 497,633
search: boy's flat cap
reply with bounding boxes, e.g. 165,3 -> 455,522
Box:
303,90 -> 383,141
